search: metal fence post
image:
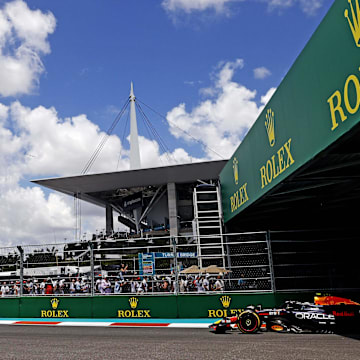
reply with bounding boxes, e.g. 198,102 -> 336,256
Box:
88,241 -> 95,297
17,246 -> 24,297
171,237 -> 179,295
266,231 -> 276,293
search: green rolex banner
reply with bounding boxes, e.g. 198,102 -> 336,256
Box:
221,0 -> 360,223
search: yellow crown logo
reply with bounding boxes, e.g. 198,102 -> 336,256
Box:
50,298 -> 59,310
129,297 -> 138,309
232,157 -> 239,185
220,295 -> 231,309
265,108 -> 275,147
345,0 -> 360,47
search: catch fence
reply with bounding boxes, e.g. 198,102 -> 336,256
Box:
1,229 -> 354,297
0,232 -> 272,296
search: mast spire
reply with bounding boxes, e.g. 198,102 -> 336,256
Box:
129,81 -> 141,169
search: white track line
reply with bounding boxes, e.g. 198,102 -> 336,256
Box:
0,320 -> 213,328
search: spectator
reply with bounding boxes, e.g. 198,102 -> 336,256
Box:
45,278 -> 53,295
75,278 -> 81,294
195,275 -> 205,293
1,282 -> 9,297
52,277 -> 59,294
96,278 -> 102,294
59,278 -> 65,294
119,263 -> 128,280
165,276 -> 172,292
69,278 -> 76,295
203,274 -> 210,292
161,278 -> 170,292
39,279 -> 46,295
81,277 -> 89,294
130,276 -> 139,293
33,279 -> 39,295
214,275 -> 225,292
137,276 -> 148,294
101,276 -> 112,294
114,277 -> 122,294
179,277 -> 186,293
237,273 -> 246,290
14,281 -> 20,296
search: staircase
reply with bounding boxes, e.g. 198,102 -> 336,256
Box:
193,184 -> 225,268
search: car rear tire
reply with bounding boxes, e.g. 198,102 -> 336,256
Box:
237,310 -> 261,333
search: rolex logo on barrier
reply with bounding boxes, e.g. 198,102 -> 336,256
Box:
117,297 -> 151,318
220,295 -> 231,309
41,298 -> 69,318
265,108 -> 275,147
129,297 -> 138,309
345,0 -> 360,47
51,298 -> 59,310
208,295 -> 244,318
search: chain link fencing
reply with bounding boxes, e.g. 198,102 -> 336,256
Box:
1,230 -> 354,297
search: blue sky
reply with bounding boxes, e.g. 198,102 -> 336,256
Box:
0,0 -> 335,245
2,0 -> 334,157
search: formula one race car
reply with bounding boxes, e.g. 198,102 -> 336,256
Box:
209,295 -> 360,334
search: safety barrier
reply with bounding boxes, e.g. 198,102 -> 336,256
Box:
0,292 -> 314,319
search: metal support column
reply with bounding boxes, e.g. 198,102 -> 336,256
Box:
17,246 -> 24,297
167,182 -> 178,237
105,204 -> 114,236
266,230 -> 276,293
88,241 -> 95,296
105,205 -> 114,235
172,237 -> 179,295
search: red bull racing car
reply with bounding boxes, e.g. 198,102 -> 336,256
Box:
209,295 -> 360,334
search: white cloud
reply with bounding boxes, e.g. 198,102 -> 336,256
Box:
138,135 -> 204,168
298,0 -> 323,16
264,0 -> 324,15
0,0 -> 56,97
166,59 -> 276,159
265,0 -> 294,10
0,187 -> 73,246
8,101 -> 126,177
162,0 -> 324,16
254,66 -> 272,79
0,101 -> 116,245
0,98 -> 206,246
261,87 -> 276,106
162,0 -> 239,14
0,58 -> 277,246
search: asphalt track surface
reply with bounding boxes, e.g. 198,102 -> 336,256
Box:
0,325 -> 360,360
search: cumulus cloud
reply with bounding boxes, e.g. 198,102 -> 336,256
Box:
138,136 -> 204,167
261,87 -> 276,105
0,1 -> 280,247
166,59 -> 276,159
8,102 -> 126,177
0,98 -> 207,245
264,0 -> 324,15
254,66 -> 272,80
162,0 -> 324,16
0,0 -> 56,97
0,58 -> 276,246
298,0 -> 323,16
162,0 -> 239,14
0,101 -> 120,245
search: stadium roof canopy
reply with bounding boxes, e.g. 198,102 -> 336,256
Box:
225,124 -> 360,231
220,1 -> 360,231
32,160 -> 227,208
